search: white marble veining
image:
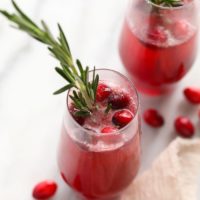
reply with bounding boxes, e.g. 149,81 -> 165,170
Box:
0,0 -> 200,199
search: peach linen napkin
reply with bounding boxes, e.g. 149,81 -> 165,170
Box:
122,138 -> 200,200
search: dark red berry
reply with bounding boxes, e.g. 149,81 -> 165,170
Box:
73,114 -> 85,126
112,109 -> 133,128
143,109 -> 164,127
172,20 -> 189,40
147,26 -> 167,43
32,180 -> 57,199
184,87 -> 200,104
175,116 -> 195,138
69,104 -> 85,125
96,83 -> 112,102
108,92 -> 130,109
101,126 -> 118,134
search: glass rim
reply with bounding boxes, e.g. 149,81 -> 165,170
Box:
146,0 -> 195,10
66,68 -> 140,137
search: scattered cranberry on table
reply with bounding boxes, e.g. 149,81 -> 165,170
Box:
183,87 -> 200,104
174,116 -> 195,138
32,180 -> 57,199
143,109 -> 164,128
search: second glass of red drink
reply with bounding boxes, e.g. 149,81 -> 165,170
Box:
119,0 -> 199,95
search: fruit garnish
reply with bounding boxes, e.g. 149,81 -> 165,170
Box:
143,109 -> 164,127
147,26 -> 168,43
96,83 -> 112,102
172,20 -> 190,39
32,180 -> 57,199
101,126 -> 118,134
0,1 -> 100,117
108,92 -> 130,109
149,0 -> 184,7
112,109 -> 133,128
174,116 -> 195,138
184,87 -> 200,104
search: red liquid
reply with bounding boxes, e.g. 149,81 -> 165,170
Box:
58,128 -> 140,200
58,84 -> 141,200
119,18 -> 198,95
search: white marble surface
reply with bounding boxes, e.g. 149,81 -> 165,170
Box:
0,0 -> 200,199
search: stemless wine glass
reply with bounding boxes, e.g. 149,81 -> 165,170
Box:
119,0 -> 199,95
57,69 -> 141,200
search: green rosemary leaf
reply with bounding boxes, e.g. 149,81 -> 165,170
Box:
76,59 -> 84,76
55,67 -> 73,83
94,74 -> 99,100
53,84 -> 74,95
104,103 -> 112,114
74,110 -> 91,117
12,0 -> 37,27
58,24 -> 71,55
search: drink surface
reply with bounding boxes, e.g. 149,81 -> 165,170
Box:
119,1 -> 198,94
58,82 -> 141,199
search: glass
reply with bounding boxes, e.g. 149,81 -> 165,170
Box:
57,69 -> 141,200
119,0 -> 199,95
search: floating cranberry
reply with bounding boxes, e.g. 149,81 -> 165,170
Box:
147,26 -> 168,43
143,109 -> 164,127
101,126 -> 118,134
108,92 -> 130,109
184,87 -> 200,104
112,109 -> 133,128
172,20 -> 189,40
32,180 -> 57,199
175,116 -> 195,138
96,83 -> 112,102
74,116 -> 85,126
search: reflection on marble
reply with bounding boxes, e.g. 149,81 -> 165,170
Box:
0,0 -> 199,199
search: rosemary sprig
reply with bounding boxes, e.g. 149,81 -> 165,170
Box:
149,0 -> 183,7
0,0 -> 99,116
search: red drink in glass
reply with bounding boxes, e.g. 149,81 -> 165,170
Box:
58,69 -> 141,200
119,0 -> 199,95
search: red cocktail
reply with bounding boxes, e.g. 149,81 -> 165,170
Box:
119,0 -> 199,95
58,69 -> 141,200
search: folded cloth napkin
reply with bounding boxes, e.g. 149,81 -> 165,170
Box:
122,138 -> 200,200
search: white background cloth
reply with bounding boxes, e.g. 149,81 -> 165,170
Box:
0,0 -> 199,199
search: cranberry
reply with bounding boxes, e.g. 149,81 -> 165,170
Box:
143,109 -> 164,127
32,180 -> 57,199
96,83 -> 112,102
112,109 -> 133,128
184,87 -> 200,104
172,20 -> 189,40
108,92 -> 130,109
175,116 -> 195,138
147,26 -> 168,43
101,126 -> 118,134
